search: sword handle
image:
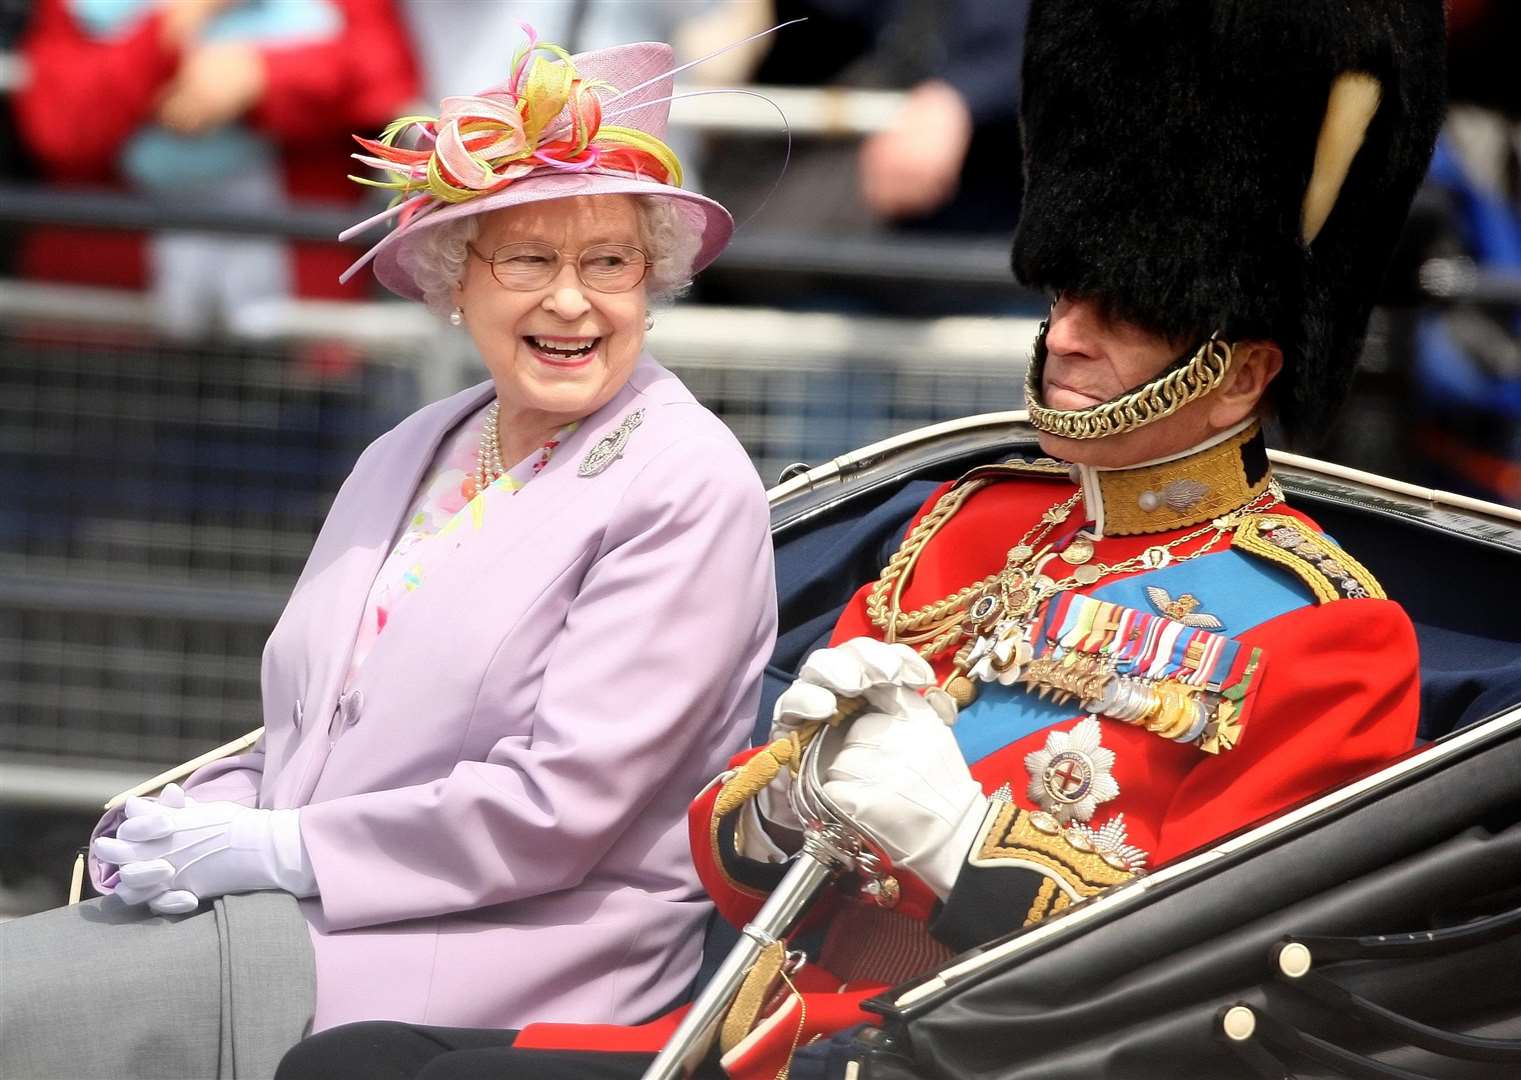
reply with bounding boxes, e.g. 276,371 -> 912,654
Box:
642,703 -> 871,1079
640,850 -> 839,1079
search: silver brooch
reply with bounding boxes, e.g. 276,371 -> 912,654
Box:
1024,716 -> 1119,825
578,409 -> 645,478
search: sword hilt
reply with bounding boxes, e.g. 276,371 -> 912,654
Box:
643,701 -> 874,1080
712,695 -> 868,819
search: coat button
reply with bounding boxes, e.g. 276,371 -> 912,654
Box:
329,690 -> 363,739
291,698 -> 304,731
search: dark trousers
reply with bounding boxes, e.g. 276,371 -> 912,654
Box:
275,1021 -> 728,1080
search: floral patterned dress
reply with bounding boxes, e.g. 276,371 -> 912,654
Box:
344,402 -> 577,686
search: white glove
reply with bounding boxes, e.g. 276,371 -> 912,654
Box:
94,783 -> 317,915
760,638 -> 961,839
820,695 -> 988,900
772,637 -> 941,738
761,638 -> 952,837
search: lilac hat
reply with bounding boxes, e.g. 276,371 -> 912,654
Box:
340,32 -> 734,302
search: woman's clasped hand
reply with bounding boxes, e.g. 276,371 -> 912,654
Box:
94,783 -> 315,915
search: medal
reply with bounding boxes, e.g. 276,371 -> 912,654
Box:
1001,569 -> 1044,624
1020,655 -> 1110,706
1060,536 -> 1095,564
961,592 -> 1003,639
1023,717 -> 1119,825
1201,698 -> 1243,754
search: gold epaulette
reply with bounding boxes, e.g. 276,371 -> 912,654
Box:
1232,512 -> 1386,603
953,455 -> 1073,489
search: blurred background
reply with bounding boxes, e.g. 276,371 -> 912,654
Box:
0,0 -> 1516,915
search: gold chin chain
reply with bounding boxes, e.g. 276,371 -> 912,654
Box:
868,479 -> 1284,705
1025,335 -> 1236,441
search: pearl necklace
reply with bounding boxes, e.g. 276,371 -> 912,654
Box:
476,400 -> 505,494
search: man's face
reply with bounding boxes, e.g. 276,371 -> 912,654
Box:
1036,295 -> 1222,467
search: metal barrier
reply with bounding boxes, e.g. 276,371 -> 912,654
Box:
0,281 -> 1041,805
0,311 -> 420,802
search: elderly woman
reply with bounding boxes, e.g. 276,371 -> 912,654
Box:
0,34 -> 776,1080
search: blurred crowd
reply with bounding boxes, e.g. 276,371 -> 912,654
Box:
3,0 -> 420,331
0,0 -> 1029,323
0,0 -> 1516,502
1403,0 -> 1520,505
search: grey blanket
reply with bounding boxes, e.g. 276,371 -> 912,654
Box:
0,891 -> 314,1080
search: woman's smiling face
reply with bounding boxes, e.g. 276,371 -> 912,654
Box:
455,195 -> 648,440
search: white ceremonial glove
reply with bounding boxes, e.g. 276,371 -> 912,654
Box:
97,784 -> 202,912
772,637 -> 941,737
759,638 -> 948,840
820,693 -> 988,901
94,783 -> 317,915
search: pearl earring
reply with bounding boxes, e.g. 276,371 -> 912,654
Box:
449,307 -> 464,326
644,313 -> 655,332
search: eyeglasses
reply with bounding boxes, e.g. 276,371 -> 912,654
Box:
467,242 -> 650,293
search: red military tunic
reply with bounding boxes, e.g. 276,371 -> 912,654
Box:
517,427 -> 1420,1077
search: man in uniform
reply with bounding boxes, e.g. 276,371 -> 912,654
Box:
275,2 -> 1446,1078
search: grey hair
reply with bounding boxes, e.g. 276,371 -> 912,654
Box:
638,197 -> 702,303
404,216 -> 479,316
403,195 -> 702,316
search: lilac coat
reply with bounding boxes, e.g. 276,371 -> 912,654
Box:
91,354 -> 777,1032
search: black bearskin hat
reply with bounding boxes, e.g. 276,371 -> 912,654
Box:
1012,0 -> 1446,444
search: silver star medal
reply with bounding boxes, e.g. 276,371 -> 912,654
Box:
1024,716 -> 1120,825
578,409 -> 645,478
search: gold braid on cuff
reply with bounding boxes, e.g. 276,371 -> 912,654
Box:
1024,325 -> 1236,440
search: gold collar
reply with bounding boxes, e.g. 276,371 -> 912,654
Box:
1074,421 -> 1272,537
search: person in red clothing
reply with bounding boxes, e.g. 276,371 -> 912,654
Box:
14,0 -> 418,330
274,2 -> 1447,1078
